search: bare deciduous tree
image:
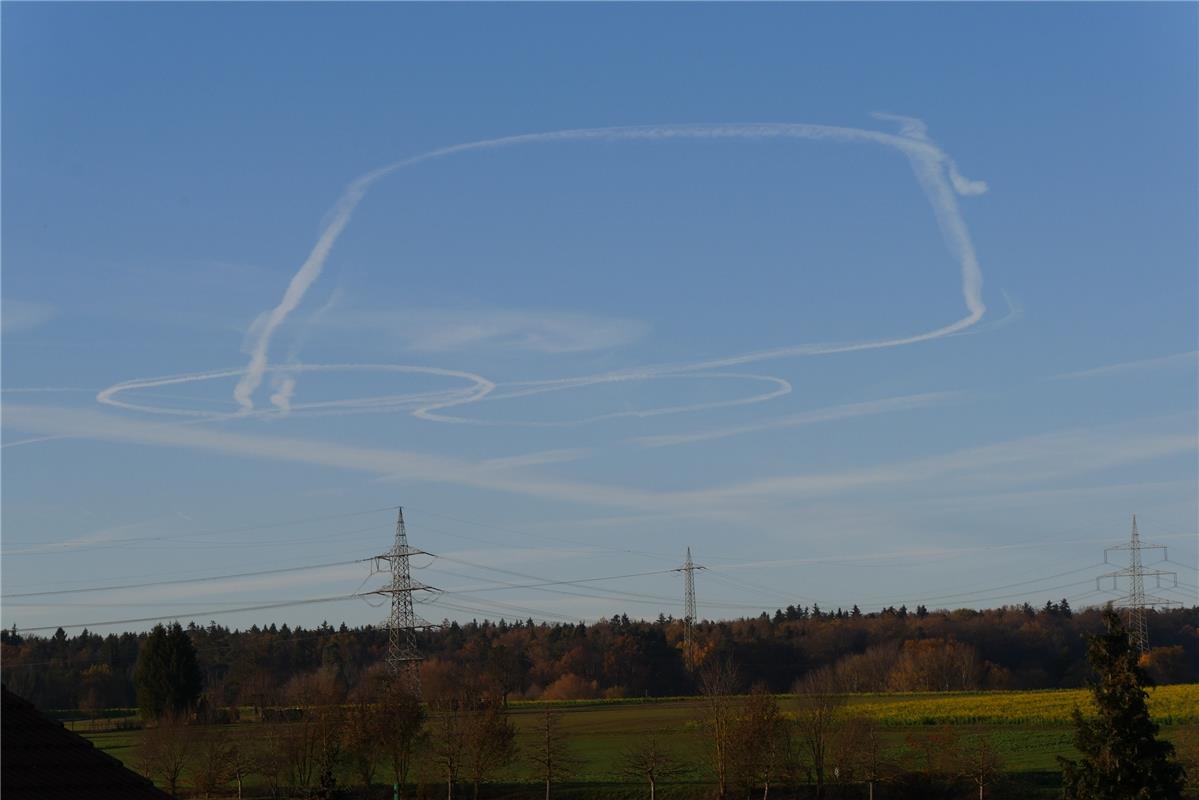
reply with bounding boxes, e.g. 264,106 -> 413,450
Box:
793,668 -> 843,799
617,737 -> 687,800
227,740 -> 256,800
837,716 -> 886,800
530,709 -> 578,800
256,724 -> 289,800
731,686 -> 787,800
192,726 -> 234,800
958,734 -> 1003,800
281,714 -> 321,795
463,702 -> 517,800
344,696 -> 386,791
280,668 -> 344,799
698,659 -> 739,799
430,693 -> 467,800
313,703 -> 345,800
140,712 -> 193,799
903,726 -> 959,777
379,684 -> 428,800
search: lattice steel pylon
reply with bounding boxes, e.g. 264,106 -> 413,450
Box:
374,507 -> 433,696
1098,514 -> 1179,654
676,547 -> 704,670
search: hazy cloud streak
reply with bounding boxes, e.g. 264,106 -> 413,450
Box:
636,391 -> 960,448
1051,351 -> 1198,381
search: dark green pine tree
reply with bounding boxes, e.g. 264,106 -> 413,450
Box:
134,622 -> 203,719
1059,608 -> 1186,800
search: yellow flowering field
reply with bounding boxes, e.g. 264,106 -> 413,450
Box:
837,683 -> 1199,725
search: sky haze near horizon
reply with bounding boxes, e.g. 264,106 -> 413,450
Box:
2,3 -> 1197,634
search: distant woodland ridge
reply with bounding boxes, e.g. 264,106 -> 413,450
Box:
4,603 -> 1196,711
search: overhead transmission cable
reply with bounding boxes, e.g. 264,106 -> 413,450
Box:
2,504 -> 400,554
1,557 -> 373,599
404,505 -> 680,563
11,593 -> 367,633
424,554 -> 774,611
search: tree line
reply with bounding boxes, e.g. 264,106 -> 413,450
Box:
4,603 -> 1196,712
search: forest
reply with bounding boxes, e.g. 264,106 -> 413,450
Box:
4,602 -> 1197,712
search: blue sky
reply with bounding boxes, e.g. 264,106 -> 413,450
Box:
3,3 -> 1196,633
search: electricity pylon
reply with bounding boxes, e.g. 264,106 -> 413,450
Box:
374,507 -> 435,696
676,547 -> 705,670
1098,515 -> 1178,654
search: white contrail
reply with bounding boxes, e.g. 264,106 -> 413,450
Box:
413,372 -> 792,427
232,176 -> 372,411
231,118 -> 987,411
99,363 -> 494,418
76,117 -> 985,433
269,375 -> 297,414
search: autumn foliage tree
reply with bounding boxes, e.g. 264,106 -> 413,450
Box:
8,607 -> 1199,711
1059,608 -> 1187,800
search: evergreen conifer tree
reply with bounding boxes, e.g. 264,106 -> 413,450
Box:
1059,608 -> 1186,799
134,621 -> 203,719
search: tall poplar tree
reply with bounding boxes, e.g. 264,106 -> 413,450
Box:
1059,608 -> 1186,800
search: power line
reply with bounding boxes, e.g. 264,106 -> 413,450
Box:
427,552 -> 683,604
5,523 -> 394,556
419,554 -> 780,613
891,563 -> 1109,606
419,595 -> 581,625
1,557 -> 372,599
9,593 -> 368,633
404,506 -> 680,563
0,550 -> 373,593
2,504 -> 399,554
3,597 -> 351,609
916,579 -> 1101,607
437,568 -> 682,596
704,569 -> 821,605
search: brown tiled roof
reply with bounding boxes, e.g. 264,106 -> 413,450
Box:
2,684 -> 171,799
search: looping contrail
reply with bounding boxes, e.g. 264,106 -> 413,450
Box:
230,117 -> 987,414
75,116 -> 986,434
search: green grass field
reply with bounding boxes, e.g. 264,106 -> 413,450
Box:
79,686 -> 1199,798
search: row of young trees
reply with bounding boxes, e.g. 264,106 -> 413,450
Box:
131,665 -> 1003,800
135,667 -> 576,800
5,604 -> 1197,711
695,660 -> 1008,800
137,676 -> 426,800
